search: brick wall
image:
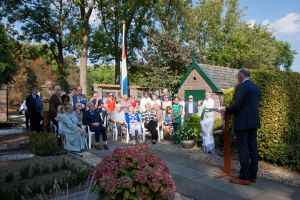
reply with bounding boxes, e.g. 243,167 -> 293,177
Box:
176,69 -> 222,118
0,86 -> 8,122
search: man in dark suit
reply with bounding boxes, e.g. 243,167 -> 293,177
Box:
221,68 -> 261,185
49,85 -> 62,127
26,88 -> 42,132
184,95 -> 198,121
83,101 -> 108,150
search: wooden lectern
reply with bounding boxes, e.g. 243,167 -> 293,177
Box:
215,112 -> 232,178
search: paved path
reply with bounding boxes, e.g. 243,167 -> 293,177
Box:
74,140 -> 300,200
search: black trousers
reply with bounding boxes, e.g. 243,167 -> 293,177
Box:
144,120 -> 158,141
29,112 -> 41,133
90,125 -> 107,142
236,129 -> 259,180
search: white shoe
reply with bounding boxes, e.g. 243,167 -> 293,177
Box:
132,140 -> 136,145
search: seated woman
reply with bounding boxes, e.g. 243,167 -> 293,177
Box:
125,106 -> 143,145
141,103 -> 158,144
75,103 -> 83,126
115,104 -> 127,139
163,106 -> 174,137
60,104 -> 86,152
55,105 -> 65,146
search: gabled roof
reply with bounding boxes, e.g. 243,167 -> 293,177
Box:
200,64 -> 238,90
176,59 -> 220,93
176,55 -> 238,93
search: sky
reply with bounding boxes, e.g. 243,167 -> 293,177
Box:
239,0 -> 300,72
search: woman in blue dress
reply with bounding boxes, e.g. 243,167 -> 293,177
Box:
60,104 -> 86,152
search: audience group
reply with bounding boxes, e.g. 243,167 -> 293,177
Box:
25,81 -> 216,153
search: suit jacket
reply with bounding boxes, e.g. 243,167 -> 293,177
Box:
82,110 -> 103,127
49,93 -> 62,120
26,95 -> 42,115
226,80 -> 261,131
184,101 -> 198,114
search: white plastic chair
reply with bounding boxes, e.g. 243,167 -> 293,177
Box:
113,122 -> 130,143
82,125 -> 95,149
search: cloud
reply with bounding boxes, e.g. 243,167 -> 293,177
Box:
262,13 -> 300,35
247,19 -> 256,28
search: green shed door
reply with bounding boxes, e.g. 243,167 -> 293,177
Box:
184,90 -> 206,102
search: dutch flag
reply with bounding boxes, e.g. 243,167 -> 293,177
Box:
121,21 -> 128,97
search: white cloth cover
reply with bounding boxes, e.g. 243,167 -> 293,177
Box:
201,97 -> 215,153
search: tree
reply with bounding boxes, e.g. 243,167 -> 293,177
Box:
4,0 -> 77,91
0,23 -> 17,84
90,0 -> 154,84
72,0 -> 96,95
153,0 -> 191,38
207,23 -> 296,70
87,65 -> 115,95
131,33 -> 193,91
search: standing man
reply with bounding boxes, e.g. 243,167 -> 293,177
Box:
221,68 -> 261,185
49,85 -> 62,127
73,86 -> 87,111
140,91 -> 152,113
41,79 -> 54,132
184,95 -> 198,121
26,88 -> 42,132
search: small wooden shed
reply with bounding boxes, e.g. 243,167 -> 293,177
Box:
175,56 -> 238,106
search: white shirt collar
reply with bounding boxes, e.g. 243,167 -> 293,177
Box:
242,78 -> 250,83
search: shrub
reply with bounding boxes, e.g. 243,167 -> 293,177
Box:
5,172 -> 15,183
20,164 -> 30,179
93,145 -> 176,200
41,165 -> 50,174
32,164 -> 41,176
213,119 -> 223,131
52,163 -> 60,173
30,133 -> 60,156
223,70 -> 300,171
177,115 -> 201,141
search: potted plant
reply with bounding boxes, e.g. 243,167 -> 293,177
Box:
93,144 -> 176,200
177,114 -> 201,148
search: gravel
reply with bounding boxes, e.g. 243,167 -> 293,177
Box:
150,142 -> 300,186
0,152 -> 34,161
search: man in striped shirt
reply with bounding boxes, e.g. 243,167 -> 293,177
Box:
141,103 -> 158,144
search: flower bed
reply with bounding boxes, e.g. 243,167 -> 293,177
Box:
93,144 -> 176,199
0,156 -> 91,200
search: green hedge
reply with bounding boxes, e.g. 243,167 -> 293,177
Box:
223,70 -> 300,171
30,133 -> 60,156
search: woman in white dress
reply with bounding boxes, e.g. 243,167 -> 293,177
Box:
201,93 -> 215,153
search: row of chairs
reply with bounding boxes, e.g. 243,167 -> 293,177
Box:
50,121 -> 165,150
112,122 -> 164,143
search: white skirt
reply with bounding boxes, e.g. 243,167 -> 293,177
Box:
201,117 -> 215,153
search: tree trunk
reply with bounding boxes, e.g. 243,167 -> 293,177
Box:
80,23 -> 88,95
114,0 -> 120,84
58,0 -> 68,91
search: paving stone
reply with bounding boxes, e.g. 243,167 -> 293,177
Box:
252,192 -> 293,200
217,182 -> 265,199
167,162 -> 204,179
78,141 -> 300,200
190,185 -> 245,200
